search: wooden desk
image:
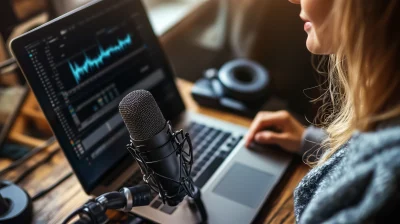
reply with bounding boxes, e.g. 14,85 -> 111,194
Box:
0,79 -> 310,224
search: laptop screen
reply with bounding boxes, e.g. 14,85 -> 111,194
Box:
11,0 -> 185,193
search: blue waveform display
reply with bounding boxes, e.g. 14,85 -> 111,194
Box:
68,34 -> 132,84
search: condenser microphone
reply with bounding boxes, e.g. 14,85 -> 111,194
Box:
119,90 -> 193,206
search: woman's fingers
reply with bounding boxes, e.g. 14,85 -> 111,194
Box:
245,110 -> 305,152
245,113 -> 271,147
245,111 -> 289,147
254,131 -> 287,146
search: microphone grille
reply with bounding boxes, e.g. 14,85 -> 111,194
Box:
119,90 -> 166,140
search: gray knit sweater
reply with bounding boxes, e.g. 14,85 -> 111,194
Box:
295,125 -> 400,223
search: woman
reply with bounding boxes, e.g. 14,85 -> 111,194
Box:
245,0 -> 400,223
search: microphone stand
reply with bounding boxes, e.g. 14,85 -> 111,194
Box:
188,186 -> 208,224
62,185 -> 151,224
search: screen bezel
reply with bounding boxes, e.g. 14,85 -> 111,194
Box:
10,0 -> 186,193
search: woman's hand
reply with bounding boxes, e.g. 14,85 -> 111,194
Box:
245,111 -> 306,153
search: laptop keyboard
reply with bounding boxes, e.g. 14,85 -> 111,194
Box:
121,121 -> 243,215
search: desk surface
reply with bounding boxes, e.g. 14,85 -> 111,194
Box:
0,79 -> 310,224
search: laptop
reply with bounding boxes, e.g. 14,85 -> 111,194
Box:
10,0 -> 292,223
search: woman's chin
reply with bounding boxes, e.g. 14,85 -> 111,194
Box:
306,34 -> 331,55
306,35 -> 321,54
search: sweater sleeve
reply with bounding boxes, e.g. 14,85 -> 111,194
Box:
299,138 -> 400,224
298,126 -> 328,161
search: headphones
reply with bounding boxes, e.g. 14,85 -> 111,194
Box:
0,181 -> 32,224
192,59 -> 270,117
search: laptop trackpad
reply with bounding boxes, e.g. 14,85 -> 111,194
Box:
213,163 -> 276,208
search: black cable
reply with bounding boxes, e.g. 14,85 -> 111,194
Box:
189,187 -> 208,224
31,171 -> 74,201
194,195 -> 208,224
0,136 -> 56,177
14,148 -> 61,184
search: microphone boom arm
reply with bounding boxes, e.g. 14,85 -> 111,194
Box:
62,185 -> 151,224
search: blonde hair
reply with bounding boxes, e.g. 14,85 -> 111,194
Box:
314,1 -> 400,165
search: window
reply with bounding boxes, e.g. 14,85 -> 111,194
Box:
143,0 -> 207,35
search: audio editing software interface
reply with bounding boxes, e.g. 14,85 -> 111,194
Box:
21,0 -> 174,183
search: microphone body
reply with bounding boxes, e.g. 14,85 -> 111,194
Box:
119,90 -> 192,206
130,123 -> 186,206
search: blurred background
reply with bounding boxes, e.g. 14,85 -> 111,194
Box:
0,0 -> 319,158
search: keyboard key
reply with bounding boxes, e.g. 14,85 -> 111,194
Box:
151,200 -> 162,209
218,151 -> 228,159
197,136 -> 206,143
207,151 -> 215,157
205,138 -> 213,144
160,204 -> 177,214
227,135 -> 243,151
198,161 -> 206,167
197,124 -> 205,131
195,157 -> 224,188
213,130 -> 222,138
197,148 -> 206,154
201,143 -> 209,149
204,154 -> 212,160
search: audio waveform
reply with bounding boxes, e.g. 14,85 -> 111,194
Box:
68,34 -> 132,84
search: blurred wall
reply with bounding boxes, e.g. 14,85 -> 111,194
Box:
249,0 -> 319,119
162,0 -> 319,118
13,0 -> 48,20
50,0 -> 92,16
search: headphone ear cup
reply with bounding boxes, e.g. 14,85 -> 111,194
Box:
218,59 -> 270,102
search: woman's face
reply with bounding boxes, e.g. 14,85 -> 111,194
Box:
289,0 -> 334,55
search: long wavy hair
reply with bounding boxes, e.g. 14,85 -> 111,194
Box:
314,1 -> 400,165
